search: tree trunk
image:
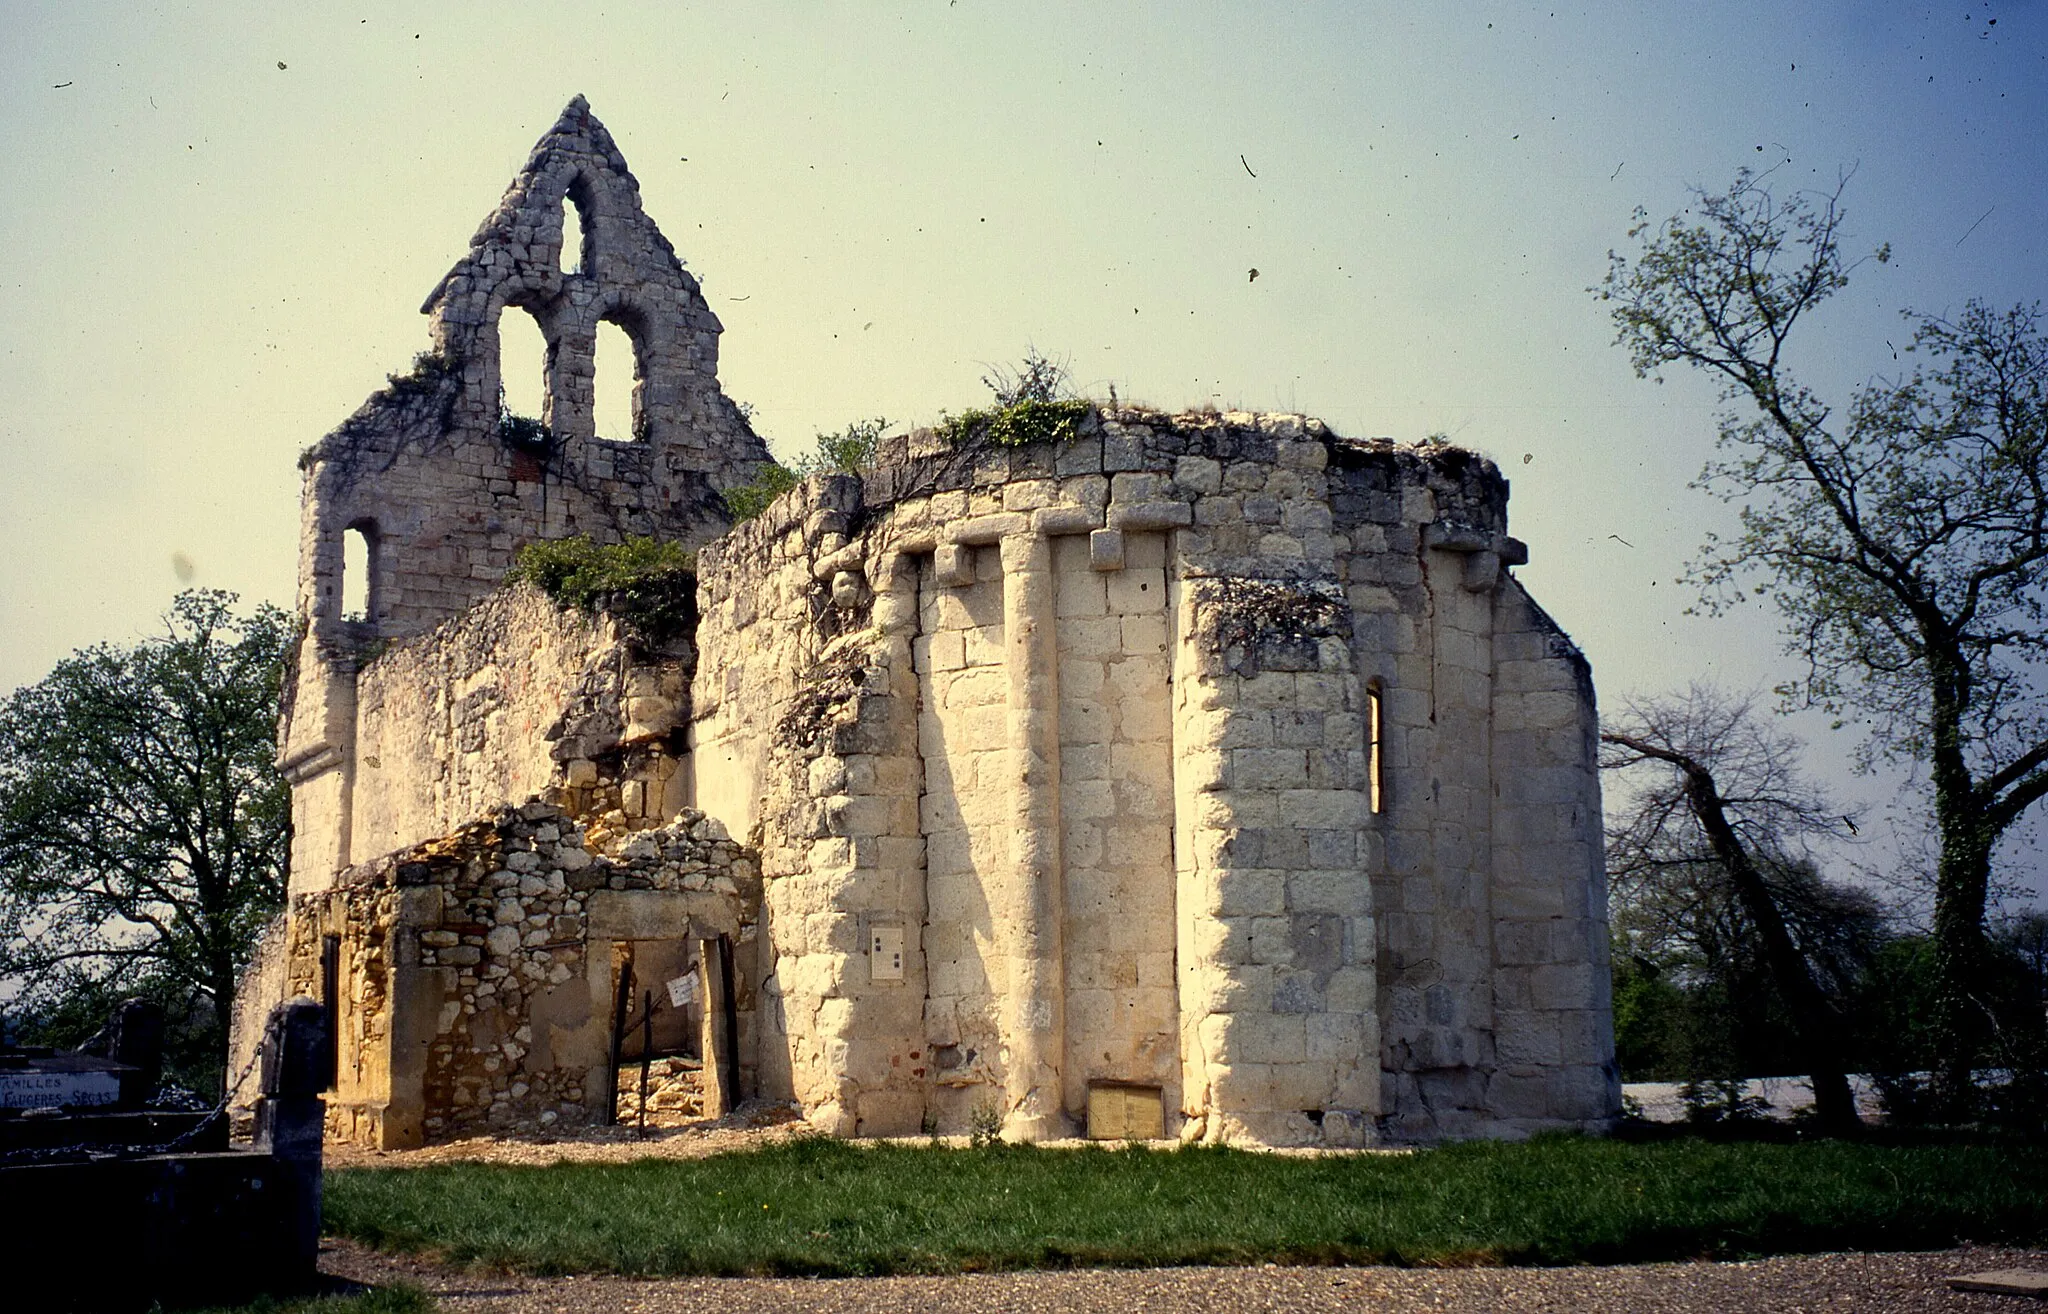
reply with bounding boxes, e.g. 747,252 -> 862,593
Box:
1931,817 -> 1994,1114
1680,769 -> 1860,1132
1926,650 -> 1994,1117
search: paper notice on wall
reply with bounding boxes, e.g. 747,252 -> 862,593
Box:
666,970 -> 699,1008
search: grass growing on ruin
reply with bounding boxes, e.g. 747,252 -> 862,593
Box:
324,1135 -> 2048,1278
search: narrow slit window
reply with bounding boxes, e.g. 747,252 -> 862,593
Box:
341,526 -> 372,623
593,318 -> 640,442
1367,682 -> 1385,814
498,308 -> 549,425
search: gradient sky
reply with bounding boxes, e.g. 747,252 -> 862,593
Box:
3,2 -> 2044,904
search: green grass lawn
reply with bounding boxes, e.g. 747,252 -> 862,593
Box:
323,1134 -> 2048,1278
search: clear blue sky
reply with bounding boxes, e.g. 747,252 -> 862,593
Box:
2,2 -> 2043,905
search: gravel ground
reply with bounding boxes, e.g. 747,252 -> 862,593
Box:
321,1109 -> 813,1170
323,1240 -> 2048,1313
319,1109 -> 1409,1169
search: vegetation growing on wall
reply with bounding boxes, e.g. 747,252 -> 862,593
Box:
1192,577 -> 1350,677
936,348 -> 1092,448
383,349 -> 459,399
722,464 -> 800,522
774,649 -> 872,752
938,398 -> 1094,449
497,412 -> 553,453
722,416 -> 892,522
508,535 -> 696,647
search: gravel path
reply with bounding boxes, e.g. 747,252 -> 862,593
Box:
324,1240 -> 2048,1313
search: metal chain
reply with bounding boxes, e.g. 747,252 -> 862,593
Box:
0,1043 -> 272,1167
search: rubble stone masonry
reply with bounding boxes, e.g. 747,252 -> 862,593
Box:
250,99 -> 1618,1149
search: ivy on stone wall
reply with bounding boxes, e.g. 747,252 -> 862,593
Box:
507,535 -> 696,648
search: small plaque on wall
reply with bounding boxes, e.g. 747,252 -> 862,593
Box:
870,925 -> 904,981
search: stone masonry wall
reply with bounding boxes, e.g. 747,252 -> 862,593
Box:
1485,581 -> 1616,1129
691,474 -> 930,1136
692,407 -> 1610,1144
281,96 -> 767,896
295,96 -> 767,647
1327,445 -> 1619,1136
287,800 -> 757,1148
348,583 -> 691,865
283,582 -> 694,895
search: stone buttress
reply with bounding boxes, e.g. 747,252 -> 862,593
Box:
692,410 -> 1620,1144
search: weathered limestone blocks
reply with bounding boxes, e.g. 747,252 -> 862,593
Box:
265,103 -> 1615,1151
281,97 -> 768,896
286,799 -> 757,1148
692,406 -> 1617,1145
281,582 -> 696,893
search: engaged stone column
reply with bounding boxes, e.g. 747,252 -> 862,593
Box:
1001,532 -> 1071,1138
254,995 -> 329,1293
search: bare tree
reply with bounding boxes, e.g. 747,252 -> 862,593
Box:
1597,170 -> 2048,1106
1602,686 -> 1873,1131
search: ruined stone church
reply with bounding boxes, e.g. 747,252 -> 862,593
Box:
235,97 -> 1619,1148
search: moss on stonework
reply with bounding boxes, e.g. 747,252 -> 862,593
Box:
508,535 -> 697,648
1193,577 -> 1350,678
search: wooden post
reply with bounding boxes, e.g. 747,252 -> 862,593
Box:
638,989 -> 653,1136
605,955 -> 633,1126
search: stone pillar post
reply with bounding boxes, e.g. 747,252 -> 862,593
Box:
253,995 -> 328,1293
109,997 -> 166,1109
1000,532 -> 1071,1138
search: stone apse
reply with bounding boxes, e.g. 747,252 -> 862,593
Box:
238,98 -> 1620,1149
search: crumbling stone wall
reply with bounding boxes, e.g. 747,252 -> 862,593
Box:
287,800 -> 757,1148
344,582 -> 688,864
691,408 -> 1614,1144
280,96 -> 767,893
343,581 -> 693,866
261,97 -> 1617,1148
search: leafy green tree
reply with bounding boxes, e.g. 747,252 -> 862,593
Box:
0,590 -> 294,1089
1598,170 -> 2048,1107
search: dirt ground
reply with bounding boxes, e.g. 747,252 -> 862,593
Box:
320,1104 -> 816,1170
318,1104 -> 1417,1168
